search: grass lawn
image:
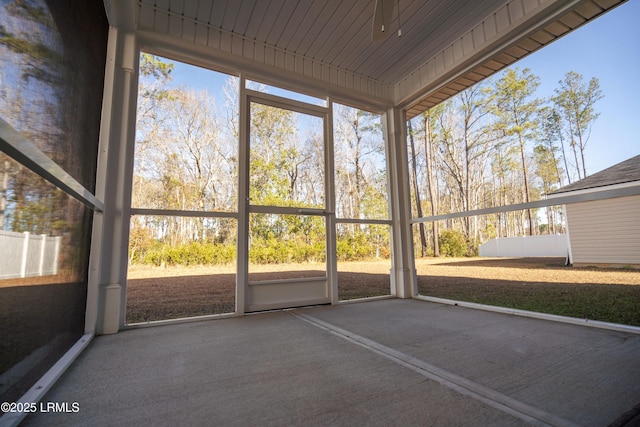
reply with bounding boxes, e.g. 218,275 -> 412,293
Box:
125,257 -> 640,326
416,257 -> 640,326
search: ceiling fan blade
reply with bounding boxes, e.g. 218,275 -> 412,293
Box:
372,0 -> 395,41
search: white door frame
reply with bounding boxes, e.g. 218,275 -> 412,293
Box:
237,82 -> 336,313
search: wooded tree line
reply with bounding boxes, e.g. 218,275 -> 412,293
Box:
408,67 -> 603,257
132,54 -> 603,264
131,54 -> 389,265
1,26 -> 604,266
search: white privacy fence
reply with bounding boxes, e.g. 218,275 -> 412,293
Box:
0,230 -> 62,279
479,234 -> 569,258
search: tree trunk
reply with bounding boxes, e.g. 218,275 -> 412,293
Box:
571,140 -> 581,181
464,133 -> 471,239
517,133 -> 534,236
424,114 -> 440,256
558,129 -> 572,185
407,120 -> 427,256
576,121 -> 588,178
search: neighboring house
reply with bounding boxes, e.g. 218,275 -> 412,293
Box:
548,155 -> 640,267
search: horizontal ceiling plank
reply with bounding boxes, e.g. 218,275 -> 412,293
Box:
448,82 -> 467,92
440,87 -> 458,96
312,1 -> 359,60
516,37 -> 542,52
454,76 -> 476,87
544,20 -> 571,37
264,0 -> 299,47
208,1 -> 227,28
574,1 -> 605,19
234,1 -> 256,35
493,51 -> 518,65
594,0 -> 623,7
243,1 -> 270,39
504,44 -> 530,58
181,0 -> 197,19
483,59 -> 504,71
528,28 -> 555,44
196,1 -> 212,24
558,10 -> 587,28
294,1 -> 341,56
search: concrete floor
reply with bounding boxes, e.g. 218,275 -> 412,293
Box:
23,299 -> 640,426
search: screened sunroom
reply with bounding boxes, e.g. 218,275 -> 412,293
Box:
2,1 -> 639,426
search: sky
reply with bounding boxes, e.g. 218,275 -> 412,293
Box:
512,0 -> 640,174
166,1 -> 639,175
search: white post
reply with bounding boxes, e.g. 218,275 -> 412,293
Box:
21,231 -> 30,278
325,100 -> 338,304
53,236 -> 61,275
89,28 -> 138,335
236,75 -> 248,314
385,107 -> 416,298
563,205 -> 573,265
39,234 -> 47,276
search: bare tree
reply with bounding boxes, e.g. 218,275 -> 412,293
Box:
489,68 -> 541,236
553,71 -> 603,179
422,108 -> 442,256
407,119 -> 427,256
334,104 -> 385,221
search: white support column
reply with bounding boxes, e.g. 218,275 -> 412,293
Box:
87,27 -> 138,335
385,107 -> 417,298
325,100 -> 338,304
236,75 -> 248,314
116,33 -> 140,327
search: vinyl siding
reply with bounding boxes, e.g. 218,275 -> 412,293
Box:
566,195 -> 640,265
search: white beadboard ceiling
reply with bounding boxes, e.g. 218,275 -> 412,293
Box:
125,0 -> 624,115
147,0 -> 508,84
